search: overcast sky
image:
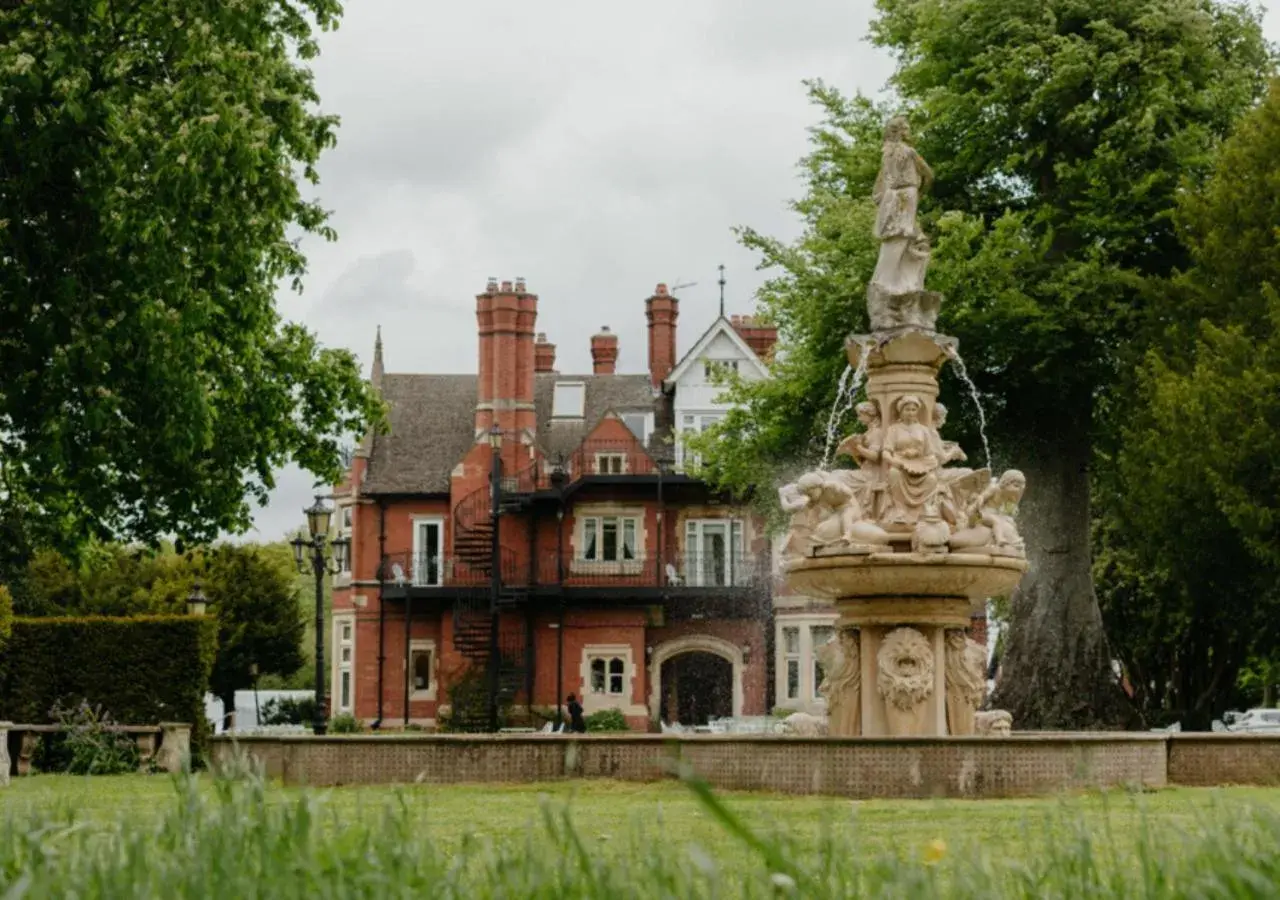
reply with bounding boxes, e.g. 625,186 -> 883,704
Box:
244,0 -> 1280,542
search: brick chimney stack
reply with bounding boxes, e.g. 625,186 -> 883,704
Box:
475,276 -> 537,436
534,332 -> 557,373
730,314 -> 779,363
590,326 -> 618,375
645,283 -> 679,389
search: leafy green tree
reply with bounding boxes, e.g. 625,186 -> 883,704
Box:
12,541 -> 306,727
1097,79 -> 1280,728
0,0 -> 382,557
696,0 -> 1272,727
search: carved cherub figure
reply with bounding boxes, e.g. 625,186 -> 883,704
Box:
950,469 -> 1027,555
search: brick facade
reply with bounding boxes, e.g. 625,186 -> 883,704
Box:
333,278 -> 775,733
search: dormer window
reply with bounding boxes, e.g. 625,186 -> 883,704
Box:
552,382 -> 586,418
704,359 -> 739,380
620,411 -> 651,443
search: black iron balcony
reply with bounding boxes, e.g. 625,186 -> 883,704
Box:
378,548 -> 767,593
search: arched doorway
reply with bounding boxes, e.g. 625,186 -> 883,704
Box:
659,652 -> 733,726
648,635 -> 745,726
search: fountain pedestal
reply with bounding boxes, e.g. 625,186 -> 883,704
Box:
781,328 -> 1028,738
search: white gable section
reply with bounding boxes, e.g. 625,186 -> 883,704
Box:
664,317 -> 769,390
666,317 -> 770,471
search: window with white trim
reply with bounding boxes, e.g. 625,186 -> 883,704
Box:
589,655 -> 626,696
594,452 -> 626,474
811,626 -> 835,700
336,619 -> 354,713
620,411 -> 651,443
703,359 -> 739,380
408,640 -> 436,700
581,515 -> 638,562
677,413 -> 725,470
783,627 -> 801,702
552,382 -> 586,418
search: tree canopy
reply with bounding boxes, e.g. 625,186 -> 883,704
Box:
1097,78 -> 1280,728
10,539 -> 307,720
694,0 -> 1273,727
0,0 -> 382,556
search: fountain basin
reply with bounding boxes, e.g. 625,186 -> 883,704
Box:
783,552 -> 1027,606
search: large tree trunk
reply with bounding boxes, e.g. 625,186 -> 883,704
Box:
990,427 -> 1137,729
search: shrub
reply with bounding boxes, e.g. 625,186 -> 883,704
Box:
259,696 -> 318,726
438,666 -> 511,733
585,708 -> 629,732
0,615 -> 217,759
328,713 -> 362,734
0,584 -> 13,650
49,699 -> 141,775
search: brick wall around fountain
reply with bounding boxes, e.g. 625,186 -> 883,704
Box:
209,732 -> 1280,797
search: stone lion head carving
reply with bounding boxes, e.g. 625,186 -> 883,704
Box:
876,627 -> 935,711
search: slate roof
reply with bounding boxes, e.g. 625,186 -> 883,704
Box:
362,374 -> 478,495
534,372 -> 655,462
361,371 -> 660,495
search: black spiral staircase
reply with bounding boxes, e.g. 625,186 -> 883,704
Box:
445,450 -> 537,731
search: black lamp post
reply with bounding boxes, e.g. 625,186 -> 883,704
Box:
486,424 -> 503,733
291,495 -> 351,736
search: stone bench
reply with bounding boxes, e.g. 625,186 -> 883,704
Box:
0,721 -> 191,780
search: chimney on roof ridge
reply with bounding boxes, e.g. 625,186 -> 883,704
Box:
591,325 -> 618,375
515,276 -> 527,293
645,283 -> 679,389
475,278 -> 538,435
731,311 -> 779,363
535,332 -> 557,373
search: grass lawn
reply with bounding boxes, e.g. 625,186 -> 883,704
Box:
3,775 -> 1280,895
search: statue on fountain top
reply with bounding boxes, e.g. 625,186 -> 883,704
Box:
868,116 -> 941,333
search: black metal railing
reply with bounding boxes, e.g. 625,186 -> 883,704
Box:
380,549 -> 766,591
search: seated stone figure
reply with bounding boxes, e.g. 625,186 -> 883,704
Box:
949,470 -> 1027,556
834,400 -> 885,516
881,394 -> 940,529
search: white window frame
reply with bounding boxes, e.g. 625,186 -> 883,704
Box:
333,614 -> 356,714
593,452 -> 627,475
676,412 -> 726,471
782,626 -> 801,703
333,503 -> 354,585
578,643 -> 641,715
703,358 -> 739,381
552,381 -> 586,418
408,639 -> 437,701
620,411 -> 653,444
578,515 -> 640,564
774,614 -> 840,713
683,518 -> 745,586
411,516 -> 445,587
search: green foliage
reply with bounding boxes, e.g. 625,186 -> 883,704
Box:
0,583 -> 12,650
6,774 -> 1280,895
259,695 -> 318,727
584,708 -> 629,732
1098,79 -> 1280,728
698,1 -> 1274,501
0,0 -> 385,554
0,615 -> 217,756
11,541 -> 306,720
49,699 -> 142,776
328,713 -> 362,734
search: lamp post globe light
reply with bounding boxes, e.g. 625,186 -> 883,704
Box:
291,495 -> 351,736
186,581 -> 208,617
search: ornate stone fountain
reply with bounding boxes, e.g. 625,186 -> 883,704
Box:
781,116 -> 1028,738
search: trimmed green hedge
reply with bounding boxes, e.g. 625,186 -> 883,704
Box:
0,615 -> 217,757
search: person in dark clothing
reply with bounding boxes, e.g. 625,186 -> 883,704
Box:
566,693 -> 587,733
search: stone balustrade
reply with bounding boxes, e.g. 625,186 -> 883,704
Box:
2,722 -> 192,781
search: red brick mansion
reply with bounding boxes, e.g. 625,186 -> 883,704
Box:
329,278 -> 785,730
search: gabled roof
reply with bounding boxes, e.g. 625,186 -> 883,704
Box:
663,316 -> 769,388
534,372 -> 654,463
